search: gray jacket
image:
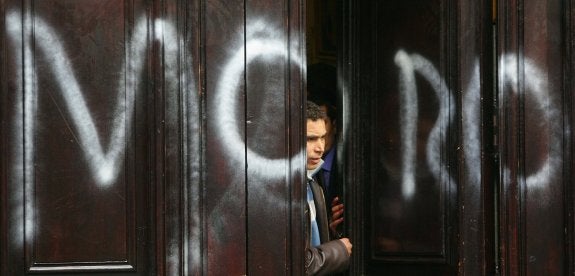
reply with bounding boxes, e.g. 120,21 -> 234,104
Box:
305,178 -> 350,275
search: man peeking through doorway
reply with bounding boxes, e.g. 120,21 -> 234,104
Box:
305,101 -> 352,275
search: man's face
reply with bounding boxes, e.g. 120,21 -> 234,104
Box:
306,119 -> 326,170
319,105 -> 336,152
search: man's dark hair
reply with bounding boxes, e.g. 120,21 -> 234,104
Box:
310,96 -> 337,121
307,100 -> 326,121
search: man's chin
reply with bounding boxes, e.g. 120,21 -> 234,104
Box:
306,164 -> 318,170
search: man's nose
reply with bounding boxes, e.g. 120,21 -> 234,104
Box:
315,142 -> 324,152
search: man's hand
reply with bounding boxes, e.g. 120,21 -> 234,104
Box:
329,197 -> 344,235
339,238 -> 352,256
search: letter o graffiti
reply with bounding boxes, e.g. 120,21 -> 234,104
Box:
499,55 -> 561,189
214,33 -> 304,181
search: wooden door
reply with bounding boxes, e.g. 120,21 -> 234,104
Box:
343,1 -> 467,274
2,1 -> 159,274
342,0 -> 575,275
0,0 -> 305,275
496,0 -> 574,274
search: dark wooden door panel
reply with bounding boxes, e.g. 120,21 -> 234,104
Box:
32,4 -> 133,271
347,1 -> 458,273
2,1 -> 152,274
521,1 -> 565,272
456,1 -> 496,274
203,1 -> 248,275
244,0 -> 304,275
497,0 -> 570,274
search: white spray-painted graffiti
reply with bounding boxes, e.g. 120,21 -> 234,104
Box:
394,50 -> 560,199
6,7 -> 561,269
395,50 -> 455,199
6,11 -> 36,255
7,13 -> 147,186
7,13 -> 302,186
6,11 -> 304,268
214,19 -> 304,181
498,54 -> 561,190
6,11 -> 204,268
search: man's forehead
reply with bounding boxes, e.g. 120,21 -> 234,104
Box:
307,119 -> 326,135
307,118 -> 325,125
